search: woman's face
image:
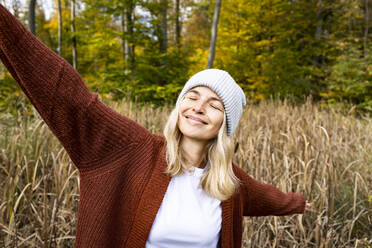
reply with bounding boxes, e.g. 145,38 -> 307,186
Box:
178,86 -> 225,141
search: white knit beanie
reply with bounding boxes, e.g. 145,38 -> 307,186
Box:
176,69 -> 246,137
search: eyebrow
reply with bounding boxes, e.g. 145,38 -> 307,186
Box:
187,89 -> 223,104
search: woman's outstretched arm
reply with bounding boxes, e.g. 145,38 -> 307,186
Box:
0,4 -> 151,171
233,164 -> 306,216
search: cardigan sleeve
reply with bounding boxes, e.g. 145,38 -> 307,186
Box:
0,4 -> 152,170
233,164 -> 306,216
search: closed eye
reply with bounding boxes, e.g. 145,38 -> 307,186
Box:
188,97 -> 197,100
186,95 -> 222,111
210,104 -> 220,109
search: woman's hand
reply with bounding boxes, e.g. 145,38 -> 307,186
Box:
305,201 -> 311,211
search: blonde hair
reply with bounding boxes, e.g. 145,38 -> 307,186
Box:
163,103 -> 241,201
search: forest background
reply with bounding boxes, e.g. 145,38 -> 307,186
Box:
0,0 -> 371,113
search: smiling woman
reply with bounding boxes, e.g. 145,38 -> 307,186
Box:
179,87 -> 224,139
0,4 -> 308,248
154,69 -> 308,247
162,70 -> 246,203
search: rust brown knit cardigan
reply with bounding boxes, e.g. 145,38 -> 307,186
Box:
0,4 -> 305,248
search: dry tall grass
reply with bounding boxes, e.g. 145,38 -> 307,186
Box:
0,96 -> 371,247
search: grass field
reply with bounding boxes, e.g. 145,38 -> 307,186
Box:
0,96 -> 371,247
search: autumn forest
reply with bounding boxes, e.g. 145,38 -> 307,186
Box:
0,0 -> 371,113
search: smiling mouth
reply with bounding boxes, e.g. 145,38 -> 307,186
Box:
185,116 -> 208,125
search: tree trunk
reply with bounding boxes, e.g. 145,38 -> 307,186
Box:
121,11 -> 129,74
126,1 -> 136,81
57,0 -> 63,56
28,0 -> 40,119
363,0 -> 369,65
71,0 -> 77,69
175,0 -> 181,51
159,0 -> 168,68
313,0 -> 323,67
207,0 -> 222,69
160,0 -> 168,54
29,0 -> 36,35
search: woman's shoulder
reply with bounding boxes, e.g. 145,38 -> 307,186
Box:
145,133 -> 166,148
152,133 -> 166,143
134,133 -> 167,157
231,161 -> 249,179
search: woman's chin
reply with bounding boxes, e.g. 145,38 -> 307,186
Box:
178,122 -> 217,141
182,130 -> 216,141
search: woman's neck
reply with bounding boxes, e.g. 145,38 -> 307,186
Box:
180,136 -> 208,169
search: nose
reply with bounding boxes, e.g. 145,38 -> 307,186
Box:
192,100 -> 206,113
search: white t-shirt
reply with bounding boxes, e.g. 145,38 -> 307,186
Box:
145,161 -> 222,248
